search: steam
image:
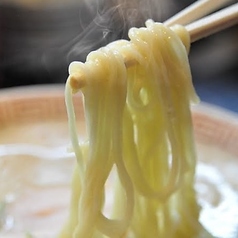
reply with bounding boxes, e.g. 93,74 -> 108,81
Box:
0,0 -> 176,86
64,0 -> 172,63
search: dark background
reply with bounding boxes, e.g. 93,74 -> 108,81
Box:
0,0 -> 237,112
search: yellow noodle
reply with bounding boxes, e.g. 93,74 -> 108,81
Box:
60,21 -> 213,238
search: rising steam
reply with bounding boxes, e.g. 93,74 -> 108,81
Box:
0,0 -> 177,86
65,0 -> 172,63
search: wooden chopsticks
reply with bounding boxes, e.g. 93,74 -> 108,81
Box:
186,3 -> 238,42
164,0 -> 235,26
164,0 -> 238,42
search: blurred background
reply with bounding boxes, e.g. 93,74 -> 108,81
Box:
0,0 -> 237,111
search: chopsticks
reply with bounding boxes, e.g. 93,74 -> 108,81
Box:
69,0 -> 238,90
164,0 -> 235,27
164,0 -> 238,43
186,3 -> 238,42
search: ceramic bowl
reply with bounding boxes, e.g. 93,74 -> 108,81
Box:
0,85 -> 237,238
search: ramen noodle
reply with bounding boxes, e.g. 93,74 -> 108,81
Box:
60,20 -> 212,238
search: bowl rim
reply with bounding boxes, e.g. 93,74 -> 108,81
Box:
0,84 -> 237,119
0,84 -> 238,157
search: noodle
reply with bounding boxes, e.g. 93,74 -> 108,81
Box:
60,21 -> 212,238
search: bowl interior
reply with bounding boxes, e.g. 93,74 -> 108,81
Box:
0,85 -> 238,238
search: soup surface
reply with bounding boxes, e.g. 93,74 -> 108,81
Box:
0,87 -> 237,238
